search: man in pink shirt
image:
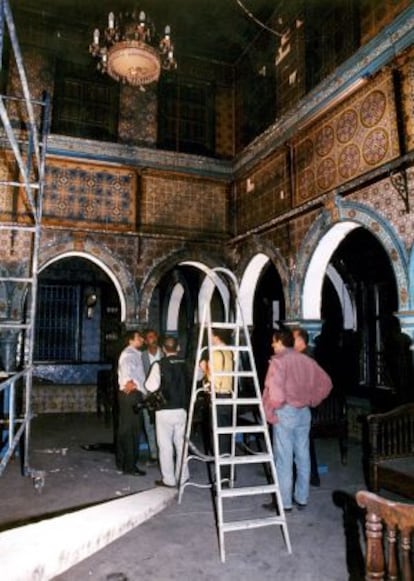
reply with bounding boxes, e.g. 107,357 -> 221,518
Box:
262,328 -> 332,511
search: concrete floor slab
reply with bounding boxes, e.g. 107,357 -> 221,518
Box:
0,413 -> 371,580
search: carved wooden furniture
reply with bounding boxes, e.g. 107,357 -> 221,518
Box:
356,490 -> 414,581
367,403 -> 414,499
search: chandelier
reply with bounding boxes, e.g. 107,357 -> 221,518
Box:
89,8 -> 177,88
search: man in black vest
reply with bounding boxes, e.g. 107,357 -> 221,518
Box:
145,335 -> 190,488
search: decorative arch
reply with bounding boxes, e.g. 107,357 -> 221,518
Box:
237,244 -> 289,326
166,282 -> 185,331
297,200 -> 409,320
325,263 -> 355,330
195,266 -> 230,322
34,237 -> 139,322
138,248 -> 229,324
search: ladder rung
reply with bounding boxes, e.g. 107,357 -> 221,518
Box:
0,322 -> 30,329
0,180 -> 39,188
213,371 -> 255,377
217,425 -> 265,434
220,484 -> 279,498
218,453 -> 273,465
210,345 -> 249,352
222,516 -> 286,532
0,224 -> 36,232
208,322 -> 240,330
0,277 -> 34,283
212,397 -> 261,405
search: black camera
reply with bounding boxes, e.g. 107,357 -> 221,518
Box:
132,391 -> 166,413
132,401 -> 146,414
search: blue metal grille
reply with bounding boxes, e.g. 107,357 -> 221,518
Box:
34,285 -> 80,361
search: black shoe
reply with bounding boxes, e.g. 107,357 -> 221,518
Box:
310,475 -> 320,487
123,467 -> 146,476
294,500 -> 307,510
154,479 -> 176,488
263,501 -> 292,513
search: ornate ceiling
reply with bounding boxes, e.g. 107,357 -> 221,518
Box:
9,0 -> 280,65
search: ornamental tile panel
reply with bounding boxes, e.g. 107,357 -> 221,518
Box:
349,167 -> 414,249
293,70 -> 400,205
30,158 -> 137,230
140,170 -> 228,234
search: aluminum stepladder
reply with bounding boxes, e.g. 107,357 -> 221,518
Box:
178,267 -> 291,562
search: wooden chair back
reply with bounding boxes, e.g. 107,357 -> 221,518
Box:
356,490 -> 414,580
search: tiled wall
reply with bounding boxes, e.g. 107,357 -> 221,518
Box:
293,70 -> 400,205
42,158 -> 137,230
33,363 -> 111,385
32,384 -> 97,414
140,169 -> 229,235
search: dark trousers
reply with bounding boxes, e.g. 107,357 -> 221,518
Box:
116,391 -> 143,473
215,394 -> 233,479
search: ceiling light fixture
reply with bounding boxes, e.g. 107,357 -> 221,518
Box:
89,8 -> 177,88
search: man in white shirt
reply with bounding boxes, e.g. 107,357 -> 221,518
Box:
116,330 -> 147,476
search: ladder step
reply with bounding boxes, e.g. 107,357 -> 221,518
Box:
212,397 -> 261,405
220,484 -> 279,498
218,453 -> 273,465
212,371 -> 255,377
0,277 -> 34,283
217,425 -> 265,434
222,516 -> 286,533
0,322 -> 31,329
0,223 -> 36,232
210,345 -> 249,352
208,322 -> 240,329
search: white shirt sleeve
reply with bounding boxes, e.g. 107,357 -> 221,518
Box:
118,348 -> 146,393
145,361 -> 161,393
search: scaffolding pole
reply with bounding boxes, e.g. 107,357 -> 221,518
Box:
0,0 -> 50,482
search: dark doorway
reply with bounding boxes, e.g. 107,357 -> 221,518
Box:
317,227 -> 410,409
251,261 -> 285,388
35,257 -> 121,369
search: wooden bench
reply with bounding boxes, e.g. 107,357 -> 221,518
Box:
356,490 -> 414,580
367,403 -> 414,499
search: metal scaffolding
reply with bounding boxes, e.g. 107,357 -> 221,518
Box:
0,0 -> 50,480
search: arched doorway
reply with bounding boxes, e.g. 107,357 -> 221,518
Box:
250,261 -> 285,386
145,262 -> 230,361
34,256 -> 122,384
316,228 -> 409,407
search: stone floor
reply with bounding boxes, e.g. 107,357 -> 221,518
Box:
0,413 -> 374,580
